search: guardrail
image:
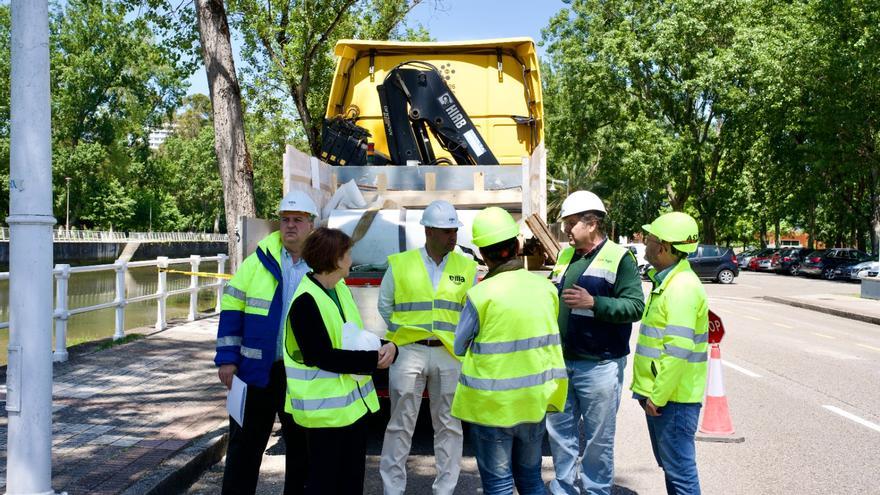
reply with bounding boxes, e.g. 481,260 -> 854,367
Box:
0,254 -> 229,362
0,227 -> 229,242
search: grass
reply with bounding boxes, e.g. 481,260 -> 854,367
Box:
97,333 -> 145,350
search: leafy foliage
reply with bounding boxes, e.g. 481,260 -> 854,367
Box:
543,0 -> 880,251
228,0 -> 432,156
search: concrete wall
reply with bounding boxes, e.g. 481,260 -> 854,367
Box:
0,241 -> 228,266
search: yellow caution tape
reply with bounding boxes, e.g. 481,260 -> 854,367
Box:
159,268 -> 234,280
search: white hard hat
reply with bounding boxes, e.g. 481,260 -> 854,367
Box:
420,200 -> 463,228
559,190 -> 606,219
277,190 -> 318,217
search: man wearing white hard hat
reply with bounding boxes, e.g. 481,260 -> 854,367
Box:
378,200 -> 478,495
215,190 -> 317,494
546,191 -> 645,495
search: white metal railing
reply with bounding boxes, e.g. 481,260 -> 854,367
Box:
0,227 -> 228,242
0,254 -> 229,362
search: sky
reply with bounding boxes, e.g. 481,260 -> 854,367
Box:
186,0 -> 568,95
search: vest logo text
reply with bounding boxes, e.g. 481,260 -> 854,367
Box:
448,274 -> 466,285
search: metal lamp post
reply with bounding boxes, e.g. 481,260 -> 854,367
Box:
65,176 -> 71,232
7,1 -> 55,494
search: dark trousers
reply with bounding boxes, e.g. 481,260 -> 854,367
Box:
304,414 -> 370,494
222,361 -> 307,495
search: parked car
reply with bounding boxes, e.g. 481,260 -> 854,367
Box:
687,244 -> 739,284
748,248 -> 779,272
833,260 -> 880,280
622,243 -> 647,273
772,247 -> 813,275
737,249 -> 759,269
799,248 -> 872,280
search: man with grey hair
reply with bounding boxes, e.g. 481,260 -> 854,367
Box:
546,191 -> 645,495
215,190 -> 317,495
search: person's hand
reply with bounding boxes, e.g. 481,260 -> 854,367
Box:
645,399 -> 662,417
562,284 -> 595,310
377,343 -> 397,369
218,364 -> 238,390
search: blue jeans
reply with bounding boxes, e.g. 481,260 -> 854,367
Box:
546,357 -> 626,495
469,419 -> 546,495
645,402 -> 702,495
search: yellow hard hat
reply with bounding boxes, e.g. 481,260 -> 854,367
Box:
471,207 -> 519,248
642,212 -> 699,253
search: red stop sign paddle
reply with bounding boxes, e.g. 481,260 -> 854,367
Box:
707,310 -> 724,344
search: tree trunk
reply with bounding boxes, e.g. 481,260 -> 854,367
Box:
872,204 -> 880,257
808,205 -> 816,250
701,215 -> 716,245
774,218 -> 781,248
759,218 -> 767,248
196,0 -> 256,270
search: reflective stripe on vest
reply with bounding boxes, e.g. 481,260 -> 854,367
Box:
470,334 -> 561,355
282,276 -> 379,428
631,259 -> 709,405
224,285 -> 246,301
451,269 -> 568,428
459,368 -> 568,391
387,249 -> 476,354
292,380 -> 376,411
551,243 -> 631,288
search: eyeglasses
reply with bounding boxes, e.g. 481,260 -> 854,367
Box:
645,235 -> 662,246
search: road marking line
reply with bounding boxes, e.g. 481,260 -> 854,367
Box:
857,343 -> 880,353
722,360 -> 761,378
822,406 -> 880,434
773,322 -> 793,329
742,315 -> 761,321
812,332 -> 835,340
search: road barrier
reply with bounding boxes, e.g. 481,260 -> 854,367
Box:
698,343 -> 745,443
0,227 -> 229,242
0,254 -> 229,362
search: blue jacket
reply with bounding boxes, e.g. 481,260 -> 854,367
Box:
215,232 -> 285,387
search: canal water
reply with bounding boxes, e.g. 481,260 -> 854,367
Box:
0,261 -> 223,365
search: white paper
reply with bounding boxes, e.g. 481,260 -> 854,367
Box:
341,322 -> 381,380
227,375 -> 247,427
341,322 -> 381,351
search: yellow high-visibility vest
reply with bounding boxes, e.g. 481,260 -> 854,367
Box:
283,275 -> 379,428
452,268 -> 568,427
631,259 -> 709,406
387,249 -> 477,356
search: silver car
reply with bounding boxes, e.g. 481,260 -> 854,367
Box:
840,261 -> 880,280
737,249 -> 758,268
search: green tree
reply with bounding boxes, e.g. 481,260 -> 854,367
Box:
229,0 -> 431,156
46,0 -> 197,231
150,96 -> 225,232
543,0 -> 753,243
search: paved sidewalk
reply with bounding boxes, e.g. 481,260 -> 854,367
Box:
0,316 -> 229,495
765,292 -> 880,325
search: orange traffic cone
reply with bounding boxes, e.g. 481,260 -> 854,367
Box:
697,344 -> 744,443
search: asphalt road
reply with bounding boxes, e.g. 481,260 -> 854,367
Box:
187,271 -> 880,494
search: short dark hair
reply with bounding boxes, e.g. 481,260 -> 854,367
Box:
478,237 -> 519,264
579,211 -> 605,233
301,227 -> 352,274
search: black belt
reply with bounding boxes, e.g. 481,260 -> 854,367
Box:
413,339 -> 444,347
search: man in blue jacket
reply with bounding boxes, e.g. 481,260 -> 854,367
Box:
215,190 -> 317,495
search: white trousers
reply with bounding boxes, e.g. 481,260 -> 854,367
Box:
380,343 -> 463,495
